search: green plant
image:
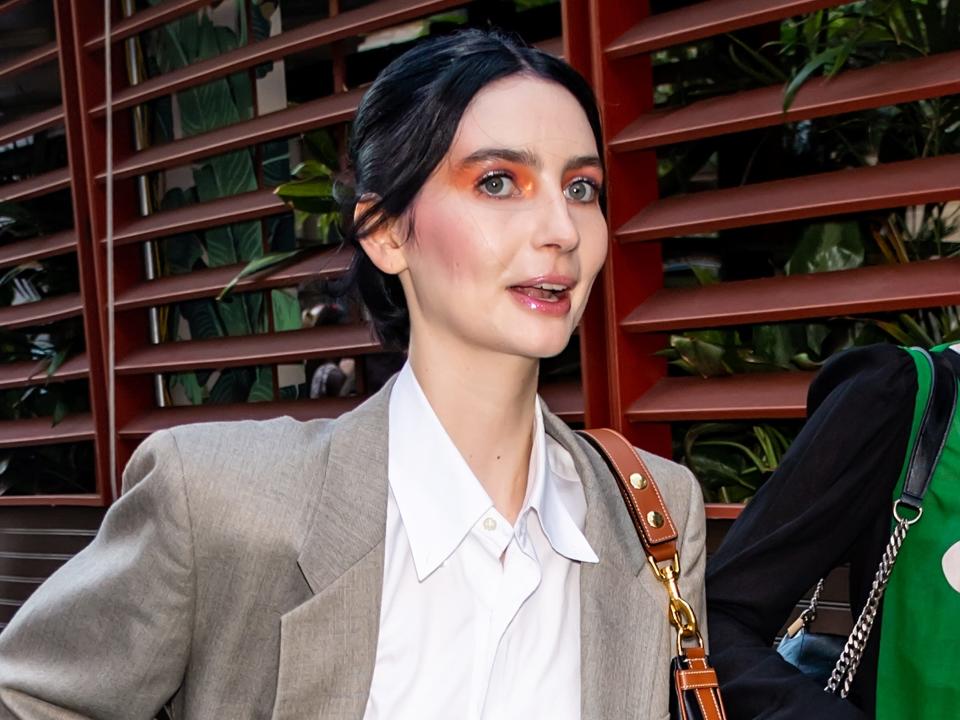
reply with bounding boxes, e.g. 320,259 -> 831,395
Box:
218,130 -> 344,305
679,422 -> 799,503
143,2 -> 304,405
778,0 -> 960,108
0,212 -> 92,493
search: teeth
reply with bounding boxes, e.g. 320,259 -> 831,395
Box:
534,283 -> 567,292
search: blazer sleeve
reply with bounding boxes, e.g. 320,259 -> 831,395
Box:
679,463 -> 708,646
0,430 -> 195,720
705,344 -> 917,719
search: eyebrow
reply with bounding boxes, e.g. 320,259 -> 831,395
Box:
458,148 -> 603,175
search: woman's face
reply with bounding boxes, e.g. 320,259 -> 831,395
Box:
394,74 -> 608,361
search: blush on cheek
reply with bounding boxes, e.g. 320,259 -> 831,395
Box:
408,196 -> 476,279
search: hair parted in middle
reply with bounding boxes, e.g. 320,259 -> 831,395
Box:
338,28 -> 604,350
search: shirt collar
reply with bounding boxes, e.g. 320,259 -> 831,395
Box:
523,400 -> 599,564
388,363 -> 598,580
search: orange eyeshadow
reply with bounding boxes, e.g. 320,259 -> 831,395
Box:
449,161 -> 536,194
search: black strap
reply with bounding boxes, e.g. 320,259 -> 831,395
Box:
944,344 -> 960,379
900,348 -> 958,510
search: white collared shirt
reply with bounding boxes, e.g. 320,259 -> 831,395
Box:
362,363 -> 599,720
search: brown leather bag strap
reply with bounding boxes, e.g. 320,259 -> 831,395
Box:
578,427 -> 678,564
579,427 -> 729,720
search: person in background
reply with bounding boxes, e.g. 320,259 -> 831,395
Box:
707,341 -> 960,718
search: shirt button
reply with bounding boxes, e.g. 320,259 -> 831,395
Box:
483,517 -> 497,531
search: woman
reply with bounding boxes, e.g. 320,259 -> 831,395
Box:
0,30 -> 706,720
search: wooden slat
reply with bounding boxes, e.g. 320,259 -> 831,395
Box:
705,503 -> 744,520
119,396 -> 366,439
534,36 -> 564,59
611,50 -> 960,151
617,154 -> 960,242
116,324 -> 380,375
0,293 -> 83,330
539,379 -> 584,423
0,527 -> 97,555
0,107 -> 64,147
0,413 -> 95,449
90,0 -> 465,116
98,89 -> 362,182
0,354 -> 89,391
0,168 -> 71,203
0,556 -> 68,585
0,42 -> 58,82
623,258 -> 960,332
122,378 -> 585,438
84,0 -> 212,49
627,372 -> 812,421
0,493 -> 104,506
606,0 -> 846,58
114,246 -> 353,311
0,231 -> 76,269
112,187 -> 287,246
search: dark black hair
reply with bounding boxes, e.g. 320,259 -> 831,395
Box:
341,29 -> 603,350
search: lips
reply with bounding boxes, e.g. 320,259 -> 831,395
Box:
508,275 -> 575,316
511,284 -> 568,303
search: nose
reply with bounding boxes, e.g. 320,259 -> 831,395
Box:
534,187 -> 580,253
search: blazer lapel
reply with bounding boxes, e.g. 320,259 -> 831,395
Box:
271,380 -> 395,720
543,410 -> 668,720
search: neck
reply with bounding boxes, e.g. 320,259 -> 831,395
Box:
408,335 -> 540,524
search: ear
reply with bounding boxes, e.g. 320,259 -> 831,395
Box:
355,197 -> 409,276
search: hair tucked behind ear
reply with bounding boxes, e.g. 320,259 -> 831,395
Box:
341,28 -> 603,351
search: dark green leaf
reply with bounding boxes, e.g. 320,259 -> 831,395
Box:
786,221 -> 865,275
246,367 -> 275,403
671,335 -> 732,378
783,46 -> 843,111
271,288 -> 303,332
179,299 -> 224,340
209,367 -> 254,404
51,400 -> 68,426
218,249 -> 303,301
169,372 -> 204,405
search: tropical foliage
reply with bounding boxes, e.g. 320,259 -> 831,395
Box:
656,0 -> 960,502
0,202 -> 92,494
143,0 -> 303,405
679,421 -> 800,504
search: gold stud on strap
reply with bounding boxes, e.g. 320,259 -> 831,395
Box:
647,510 -> 664,528
629,472 -> 647,489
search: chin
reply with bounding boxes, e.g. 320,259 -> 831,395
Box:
507,327 -> 575,360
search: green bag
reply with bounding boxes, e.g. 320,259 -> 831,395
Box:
823,345 -> 959,712
873,345 -> 960,718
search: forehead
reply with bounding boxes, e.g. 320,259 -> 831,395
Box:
449,75 -> 598,162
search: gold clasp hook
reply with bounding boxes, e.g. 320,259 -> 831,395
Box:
648,554 -> 704,654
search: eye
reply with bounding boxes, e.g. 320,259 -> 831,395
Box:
564,178 -> 599,203
477,172 -> 518,198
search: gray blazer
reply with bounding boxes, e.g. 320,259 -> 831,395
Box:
0,379 -> 706,720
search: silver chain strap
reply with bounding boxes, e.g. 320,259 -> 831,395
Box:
805,578 -> 825,623
825,501 -> 922,697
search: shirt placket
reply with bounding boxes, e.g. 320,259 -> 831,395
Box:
476,510 -> 542,720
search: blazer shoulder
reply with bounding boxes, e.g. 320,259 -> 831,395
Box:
164,414 -> 335,462
636,448 -> 704,531
127,416 -> 337,516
